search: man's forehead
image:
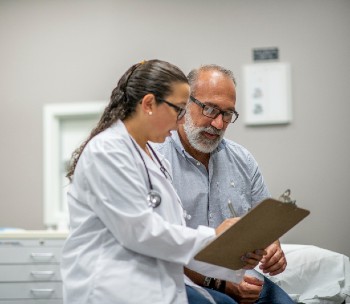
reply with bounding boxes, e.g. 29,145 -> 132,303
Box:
194,70 -> 236,100
196,70 -> 234,88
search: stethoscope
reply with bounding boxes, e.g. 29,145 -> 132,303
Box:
130,137 -> 191,220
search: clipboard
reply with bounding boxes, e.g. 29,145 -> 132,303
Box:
194,198 -> 310,270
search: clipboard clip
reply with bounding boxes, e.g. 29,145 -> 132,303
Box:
278,189 -> 296,205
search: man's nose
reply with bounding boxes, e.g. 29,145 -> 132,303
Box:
211,114 -> 224,130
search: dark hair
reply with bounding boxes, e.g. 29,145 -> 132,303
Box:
66,59 -> 188,181
187,64 -> 236,96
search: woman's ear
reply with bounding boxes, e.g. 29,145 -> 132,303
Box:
140,94 -> 156,115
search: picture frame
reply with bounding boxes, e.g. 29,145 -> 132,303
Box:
43,102 -> 105,228
243,62 -> 292,125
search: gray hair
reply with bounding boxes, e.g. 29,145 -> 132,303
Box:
187,64 -> 236,96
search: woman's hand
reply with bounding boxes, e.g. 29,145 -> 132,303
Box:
215,218 -> 240,236
215,218 -> 266,269
241,249 -> 266,269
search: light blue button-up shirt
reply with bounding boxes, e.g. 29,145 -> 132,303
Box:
153,131 -> 270,229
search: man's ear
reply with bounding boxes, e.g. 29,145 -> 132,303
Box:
140,94 -> 156,115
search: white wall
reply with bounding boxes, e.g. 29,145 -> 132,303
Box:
0,0 -> 349,256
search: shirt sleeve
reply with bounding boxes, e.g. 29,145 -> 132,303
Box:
246,151 -> 271,207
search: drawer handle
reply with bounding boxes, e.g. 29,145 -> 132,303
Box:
30,288 -> 55,297
30,252 -> 54,261
31,270 -> 55,278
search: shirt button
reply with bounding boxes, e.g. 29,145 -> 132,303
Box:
196,161 -> 200,166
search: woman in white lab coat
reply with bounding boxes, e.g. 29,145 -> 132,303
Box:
61,60 -> 236,304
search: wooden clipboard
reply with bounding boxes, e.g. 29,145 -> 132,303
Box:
194,198 -> 310,270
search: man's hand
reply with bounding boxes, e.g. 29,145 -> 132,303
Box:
225,275 -> 264,304
240,249 -> 266,270
259,240 -> 287,275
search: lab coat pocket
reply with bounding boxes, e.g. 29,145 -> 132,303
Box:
93,255 -> 163,303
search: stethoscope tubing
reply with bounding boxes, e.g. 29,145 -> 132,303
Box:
129,136 -> 191,220
130,137 -> 169,208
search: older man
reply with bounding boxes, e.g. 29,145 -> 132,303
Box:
154,64 -> 294,304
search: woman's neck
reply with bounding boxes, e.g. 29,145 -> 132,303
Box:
124,118 -> 154,159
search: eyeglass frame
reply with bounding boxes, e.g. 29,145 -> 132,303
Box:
189,95 -> 239,124
157,98 -> 186,121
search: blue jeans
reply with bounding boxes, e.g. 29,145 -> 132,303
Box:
256,277 -> 294,304
187,277 -> 294,304
186,285 -> 237,304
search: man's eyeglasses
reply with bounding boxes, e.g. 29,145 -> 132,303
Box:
158,98 -> 186,121
190,95 -> 239,124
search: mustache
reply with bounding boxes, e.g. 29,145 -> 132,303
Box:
202,126 -> 223,136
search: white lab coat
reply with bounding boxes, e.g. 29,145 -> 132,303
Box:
61,120 -> 215,304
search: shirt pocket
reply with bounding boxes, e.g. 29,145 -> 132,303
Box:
221,176 -> 252,218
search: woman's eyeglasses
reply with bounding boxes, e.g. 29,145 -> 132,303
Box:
158,98 -> 186,121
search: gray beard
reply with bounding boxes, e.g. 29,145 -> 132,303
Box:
183,113 -> 224,153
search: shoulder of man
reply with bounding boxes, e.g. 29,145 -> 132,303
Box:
221,137 -> 254,159
151,133 -> 176,155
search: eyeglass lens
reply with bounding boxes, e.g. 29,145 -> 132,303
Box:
177,108 -> 186,120
191,96 -> 238,123
160,99 -> 186,121
203,106 -> 235,123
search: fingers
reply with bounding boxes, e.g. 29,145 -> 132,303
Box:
260,242 -> 278,263
243,275 -> 264,286
239,277 -> 263,303
227,217 -> 240,225
241,249 -> 266,269
260,256 -> 287,275
215,218 -> 240,236
225,278 -> 264,304
260,247 -> 280,267
259,246 -> 287,275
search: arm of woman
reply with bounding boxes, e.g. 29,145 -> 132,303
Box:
75,134 -> 215,265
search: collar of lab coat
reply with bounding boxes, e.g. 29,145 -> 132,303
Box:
112,120 -> 174,184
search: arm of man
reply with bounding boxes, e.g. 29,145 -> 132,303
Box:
259,240 -> 287,276
184,249 -> 266,302
185,268 -> 263,303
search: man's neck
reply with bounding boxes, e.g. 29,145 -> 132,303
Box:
178,127 -> 210,169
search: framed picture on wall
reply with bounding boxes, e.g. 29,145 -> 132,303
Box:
43,102 -> 105,229
243,62 -> 292,125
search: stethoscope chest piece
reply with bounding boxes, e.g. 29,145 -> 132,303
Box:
147,190 -> 162,208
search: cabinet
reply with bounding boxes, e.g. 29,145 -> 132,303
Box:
0,230 -> 68,304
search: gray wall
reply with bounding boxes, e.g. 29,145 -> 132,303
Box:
1,0 -> 349,256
